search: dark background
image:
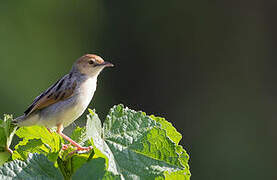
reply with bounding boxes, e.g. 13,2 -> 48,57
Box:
0,1 -> 276,179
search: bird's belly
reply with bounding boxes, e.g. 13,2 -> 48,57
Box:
63,92 -> 94,127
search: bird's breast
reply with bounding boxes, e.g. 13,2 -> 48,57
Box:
77,77 -> 97,109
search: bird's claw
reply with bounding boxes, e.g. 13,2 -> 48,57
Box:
62,144 -> 69,150
62,144 -> 92,151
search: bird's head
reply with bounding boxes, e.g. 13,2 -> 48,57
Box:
73,54 -> 113,77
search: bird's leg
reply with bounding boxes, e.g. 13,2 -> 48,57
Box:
56,123 -> 92,151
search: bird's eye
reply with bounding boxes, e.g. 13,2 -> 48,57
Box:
88,60 -> 94,65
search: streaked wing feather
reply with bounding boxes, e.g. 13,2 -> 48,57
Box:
24,75 -> 77,116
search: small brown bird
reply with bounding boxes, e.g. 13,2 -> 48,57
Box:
13,54 -> 113,150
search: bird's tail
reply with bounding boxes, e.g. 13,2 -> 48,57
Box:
12,115 -> 26,126
12,114 -> 39,127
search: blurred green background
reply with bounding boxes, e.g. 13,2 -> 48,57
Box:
0,1 -> 276,179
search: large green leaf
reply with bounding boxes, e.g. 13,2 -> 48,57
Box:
58,146 -> 95,180
0,153 -> 63,180
150,115 -> 190,176
12,139 -> 49,160
15,125 -> 61,150
13,125 -> 62,162
72,158 -> 121,180
87,105 -> 191,179
86,109 -> 119,174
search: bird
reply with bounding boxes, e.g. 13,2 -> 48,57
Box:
13,54 -> 113,151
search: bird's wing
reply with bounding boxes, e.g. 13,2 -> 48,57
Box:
24,74 -> 77,116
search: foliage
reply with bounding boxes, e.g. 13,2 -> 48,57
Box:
0,115 -> 17,166
13,125 -> 62,162
0,105 -> 190,179
0,153 -> 63,179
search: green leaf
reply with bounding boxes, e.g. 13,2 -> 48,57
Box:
15,125 -> 61,150
12,139 -> 48,160
71,126 -> 87,145
0,114 -> 17,151
87,105 -> 191,179
0,153 -> 63,179
58,149 -> 95,180
150,115 -> 182,145
150,115 -> 190,175
72,158 -> 121,180
0,115 -> 17,165
164,169 -> 189,180
0,152 -> 10,166
14,125 -> 62,162
86,109 -> 119,174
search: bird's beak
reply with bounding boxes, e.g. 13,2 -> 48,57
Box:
100,61 -> 114,67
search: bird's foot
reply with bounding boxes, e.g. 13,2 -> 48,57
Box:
62,144 -> 92,151
76,146 -> 93,151
62,144 -> 69,150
